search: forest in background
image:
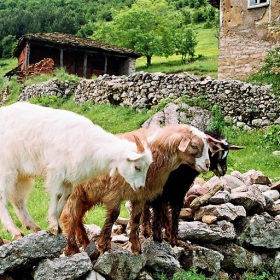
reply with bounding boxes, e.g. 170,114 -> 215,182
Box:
0,0 -> 218,65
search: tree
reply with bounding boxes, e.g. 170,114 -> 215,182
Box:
1,35 -> 17,58
92,0 -> 183,67
173,27 -> 197,64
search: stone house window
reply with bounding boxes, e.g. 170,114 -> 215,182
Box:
248,0 -> 269,9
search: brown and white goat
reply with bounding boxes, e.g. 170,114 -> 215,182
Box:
138,131 -> 244,247
60,124 -> 224,255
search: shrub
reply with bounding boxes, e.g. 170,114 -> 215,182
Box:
247,47 -> 280,93
207,104 -> 226,133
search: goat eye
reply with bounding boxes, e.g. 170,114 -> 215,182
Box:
190,145 -> 198,150
135,166 -> 141,172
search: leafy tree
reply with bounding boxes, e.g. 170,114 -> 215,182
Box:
1,35 -> 17,58
173,28 -> 197,64
92,0 -> 183,67
192,9 -> 207,24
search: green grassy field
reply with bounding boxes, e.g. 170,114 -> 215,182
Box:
136,27 -> 219,78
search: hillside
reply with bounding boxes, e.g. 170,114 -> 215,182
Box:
0,0 -> 218,61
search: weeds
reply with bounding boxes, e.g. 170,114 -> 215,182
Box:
207,104 -> 226,133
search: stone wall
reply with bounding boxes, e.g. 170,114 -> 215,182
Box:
19,72 -> 279,129
1,170 -> 280,279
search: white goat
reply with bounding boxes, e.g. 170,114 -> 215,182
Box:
0,102 -> 153,239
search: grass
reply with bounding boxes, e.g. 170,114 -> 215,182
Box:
0,57 -> 18,76
136,27 -> 219,78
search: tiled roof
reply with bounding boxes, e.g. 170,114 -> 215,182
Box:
13,32 -> 142,58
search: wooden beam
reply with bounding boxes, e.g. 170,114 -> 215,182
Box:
104,55 -> 108,74
83,53 -> 88,78
60,49 -> 64,69
26,41 -> 30,69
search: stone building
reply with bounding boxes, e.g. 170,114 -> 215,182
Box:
208,0 -> 280,80
13,32 -> 141,78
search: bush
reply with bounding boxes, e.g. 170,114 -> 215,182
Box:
247,47 -> 280,93
207,104 -> 226,133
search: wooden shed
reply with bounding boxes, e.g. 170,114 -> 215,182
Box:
208,0 -> 280,80
13,32 -> 142,78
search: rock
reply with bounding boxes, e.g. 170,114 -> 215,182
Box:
178,220 -> 236,242
271,180 -> 280,191
263,190 -> 280,201
84,224 -> 101,242
33,252 -> 92,280
194,203 -> 246,222
179,208 -> 193,220
223,174 -> 245,190
141,240 -> 181,280
85,241 -> 100,262
230,185 -> 266,213
179,243 -> 224,275
204,243 -> 261,273
209,190 -> 231,204
84,270 -> 106,280
250,173 -> 271,185
94,247 -> 145,280
237,213 -> 280,248
111,234 -> 129,243
0,231 -> 67,275
268,204 -> 280,216
201,215 -> 217,224
141,102 -> 212,131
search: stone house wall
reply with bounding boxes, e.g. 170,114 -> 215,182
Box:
218,0 -> 280,80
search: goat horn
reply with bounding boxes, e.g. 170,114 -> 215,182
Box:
228,144 -> 245,150
133,134 -> 145,153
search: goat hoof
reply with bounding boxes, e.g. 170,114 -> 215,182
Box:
14,233 -> 24,240
132,250 -> 141,255
34,226 -> 42,232
49,227 -> 59,235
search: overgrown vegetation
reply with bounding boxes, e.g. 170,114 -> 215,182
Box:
247,47 -> 280,93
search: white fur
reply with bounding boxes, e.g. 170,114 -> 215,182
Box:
189,126 -> 210,172
0,102 -> 153,239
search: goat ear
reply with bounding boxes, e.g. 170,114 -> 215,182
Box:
127,153 -> 142,162
206,135 -> 225,154
208,142 -> 224,154
178,136 -> 191,152
228,144 -> 245,151
133,134 -> 145,153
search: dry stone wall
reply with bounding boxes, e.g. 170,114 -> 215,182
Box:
18,72 -> 279,129
1,170 -> 280,279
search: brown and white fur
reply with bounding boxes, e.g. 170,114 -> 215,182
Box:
61,124 -> 224,255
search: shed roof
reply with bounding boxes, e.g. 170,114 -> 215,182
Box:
207,0 -> 220,9
13,32 -> 142,58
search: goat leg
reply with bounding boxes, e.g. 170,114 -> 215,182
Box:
129,201 -> 143,255
60,190 -> 85,255
98,204 -> 120,253
152,199 -> 164,243
168,203 -> 182,247
64,235 -> 80,256
140,204 -> 152,238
